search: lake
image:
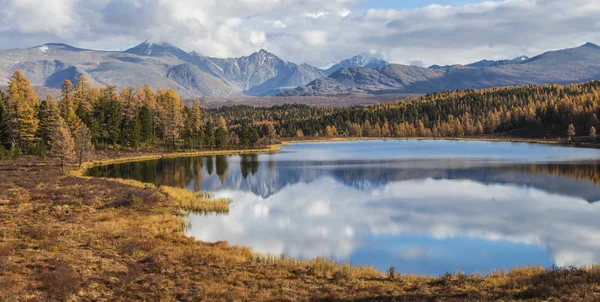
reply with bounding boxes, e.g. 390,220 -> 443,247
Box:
87,140 -> 600,275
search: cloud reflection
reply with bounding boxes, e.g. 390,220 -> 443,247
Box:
187,177 -> 600,272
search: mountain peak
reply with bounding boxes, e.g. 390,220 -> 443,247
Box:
33,43 -> 83,52
325,53 -> 388,74
581,42 -> 600,49
125,41 -> 192,61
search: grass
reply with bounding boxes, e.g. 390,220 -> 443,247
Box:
159,185 -> 231,214
2,144 -> 600,300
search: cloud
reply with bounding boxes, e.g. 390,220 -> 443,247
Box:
188,177 -> 600,272
0,0 -> 600,66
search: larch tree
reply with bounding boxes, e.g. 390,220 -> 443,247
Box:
190,100 -> 202,148
5,71 -> 39,151
50,118 -> 75,172
74,123 -> 93,167
265,122 -> 277,144
567,124 -> 576,141
159,89 -> 184,149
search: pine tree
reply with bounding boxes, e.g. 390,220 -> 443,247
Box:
50,118 -> 75,172
4,71 -> 39,152
250,127 -> 260,146
0,91 -> 6,147
131,114 -> 142,149
215,127 -> 227,149
204,122 -> 215,149
74,123 -> 93,167
37,95 -> 61,146
139,105 -> 153,144
240,123 -> 250,146
107,98 -> 122,145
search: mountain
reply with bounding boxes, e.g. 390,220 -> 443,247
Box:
192,49 -> 326,96
0,42 -> 239,98
467,55 -> 529,68
325,53 -> 388,75
282,43 -> 600,96
0,42 -> 327,98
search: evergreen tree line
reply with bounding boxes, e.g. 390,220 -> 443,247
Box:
205,82 -> 600,142
0,71 -> 269,163
2,71 -> 599,164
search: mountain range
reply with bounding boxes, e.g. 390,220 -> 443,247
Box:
2,41 -> 600,100
282,43 -> 600,96
0,41 -> 385,98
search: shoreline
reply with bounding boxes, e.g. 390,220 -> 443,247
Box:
73,136 -> 600,275
76,135 -> 599,176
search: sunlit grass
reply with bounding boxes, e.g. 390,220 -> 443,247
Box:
159,186 -> 231,214
247,252 -> 383,279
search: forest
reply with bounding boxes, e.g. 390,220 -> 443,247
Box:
1,71 -> 599,164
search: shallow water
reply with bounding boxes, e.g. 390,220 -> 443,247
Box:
87,140 -> 600,275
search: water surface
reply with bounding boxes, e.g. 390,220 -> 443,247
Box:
88,140 -> 600,275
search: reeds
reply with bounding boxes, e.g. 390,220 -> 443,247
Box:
247,252 -> 382,280
159,186 -> 231,214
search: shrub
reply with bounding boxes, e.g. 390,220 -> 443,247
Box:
38,259 -> 81,300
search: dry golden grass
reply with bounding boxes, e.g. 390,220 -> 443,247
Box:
159,185 -> 231,214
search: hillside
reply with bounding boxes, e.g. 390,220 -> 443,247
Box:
283,43 -> 600,96
0,42 -> 329,98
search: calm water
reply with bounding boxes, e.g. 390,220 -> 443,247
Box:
87,140 -> 600,275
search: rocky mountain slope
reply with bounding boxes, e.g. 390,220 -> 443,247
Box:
325,53 -> 388,75
282,43 -> 600,96
0,42 -> 330,98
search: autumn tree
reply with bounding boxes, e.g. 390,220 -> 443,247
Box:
295,129 -> 304,138
74,124 -> 93,167
264,122 -> 277,144
189,100 -> 202,148
4,71 -> 39,152
50,118 -> 75,171
590,126 -> 597,142
567,124 -> 576,141
158,89 -> 184,149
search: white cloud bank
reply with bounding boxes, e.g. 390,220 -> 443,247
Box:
2,0 -> 600,67
187,177 -> 600,271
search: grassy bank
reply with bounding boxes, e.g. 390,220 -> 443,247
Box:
2,142 -> 600,300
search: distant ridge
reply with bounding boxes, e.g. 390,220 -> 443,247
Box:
1,41 -> 600,99
281,42 -> 600,96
